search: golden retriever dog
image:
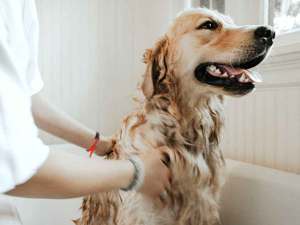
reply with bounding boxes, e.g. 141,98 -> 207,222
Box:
75,8 -> 275,225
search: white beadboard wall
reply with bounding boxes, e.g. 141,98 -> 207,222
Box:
35,0 -> 183,144
223,1 -> 300,174
223,55 -> 300,174
36,0 -> 300,174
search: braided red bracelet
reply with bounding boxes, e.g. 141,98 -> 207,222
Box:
87,132 -> 100,157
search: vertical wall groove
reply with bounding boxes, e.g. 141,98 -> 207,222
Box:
223,84 -> 300,174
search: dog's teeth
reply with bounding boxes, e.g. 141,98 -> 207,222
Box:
215,68 -> 221,74
222,72 -> 228,77
239,74 -> 247,82
207,65 -> 217,71
230,75 -> 235,78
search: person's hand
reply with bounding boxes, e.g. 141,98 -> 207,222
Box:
95,136 -> 115,156
137,147 -> 171,198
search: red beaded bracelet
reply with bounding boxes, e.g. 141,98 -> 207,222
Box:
87,132 -> 100,157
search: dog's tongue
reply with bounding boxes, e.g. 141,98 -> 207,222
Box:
219,65 -> 244,75
219,65 -> 262,83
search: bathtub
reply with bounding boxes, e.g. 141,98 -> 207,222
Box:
1,144 -> 300,225
221,159 -> 300,225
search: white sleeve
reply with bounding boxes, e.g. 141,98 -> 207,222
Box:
0,40 -> 49,194
24,0 -> 44,95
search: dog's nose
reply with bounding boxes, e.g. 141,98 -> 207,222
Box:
254,26 -> 275,46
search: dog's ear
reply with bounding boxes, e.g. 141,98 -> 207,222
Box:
142,37 -> 170,99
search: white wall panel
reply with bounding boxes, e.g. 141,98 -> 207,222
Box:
223,55 -> 300,174
35,0 -> 176,144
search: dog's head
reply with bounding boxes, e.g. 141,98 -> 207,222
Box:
142,8 -> 275,99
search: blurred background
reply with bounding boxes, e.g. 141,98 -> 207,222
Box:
7,0 -> 300,225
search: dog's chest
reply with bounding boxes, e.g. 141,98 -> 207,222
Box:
116,106 -> 222,158
79,103 -> 225,225
116,111 -> 181,155
116,112 -> 216,194
109,104 -> 224,224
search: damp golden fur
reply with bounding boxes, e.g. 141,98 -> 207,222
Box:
74,7 -> 272,225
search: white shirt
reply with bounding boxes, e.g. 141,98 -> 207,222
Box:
0,0 -> 49,193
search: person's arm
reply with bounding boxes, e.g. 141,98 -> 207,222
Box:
31,93 -> 112,156
6,149 -> 170,199
6,151 -> 133,198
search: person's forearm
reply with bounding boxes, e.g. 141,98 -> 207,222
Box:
31,93 -> 111,155
32,93 -> 95,148
7,150 -> 134,198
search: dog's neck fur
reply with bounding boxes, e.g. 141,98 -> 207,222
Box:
144,78 -> 225,157
178,89 -> 225,157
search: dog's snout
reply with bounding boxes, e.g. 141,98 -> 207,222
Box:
254,26 -> 275,46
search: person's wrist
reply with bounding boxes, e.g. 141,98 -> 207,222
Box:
83,131 -> 97,150
121,156 -> 145,192
86,132 -> 100,157
119,160 -> 135,190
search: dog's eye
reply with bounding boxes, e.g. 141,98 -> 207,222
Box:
196,21 -> 218,30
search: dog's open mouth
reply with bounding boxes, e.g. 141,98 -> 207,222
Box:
205,64 -> 262,83
194,55 -> 265,95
